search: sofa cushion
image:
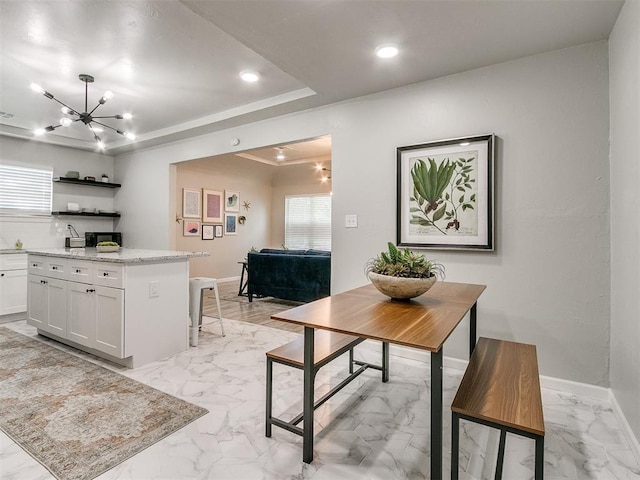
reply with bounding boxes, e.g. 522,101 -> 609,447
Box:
304,249 -> 331,256
259,248 -> 307,255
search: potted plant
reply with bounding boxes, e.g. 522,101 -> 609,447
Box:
365,242 -> 444,300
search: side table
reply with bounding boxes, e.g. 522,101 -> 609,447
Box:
238,261 -> 248,296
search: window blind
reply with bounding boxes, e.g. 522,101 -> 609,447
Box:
284,194 -> 331,251
0,164 -> 53,215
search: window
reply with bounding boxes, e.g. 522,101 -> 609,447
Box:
0,164 -> 52,216
285,194 -> 331,251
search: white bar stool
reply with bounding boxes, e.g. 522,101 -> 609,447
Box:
189,277 -> 225,346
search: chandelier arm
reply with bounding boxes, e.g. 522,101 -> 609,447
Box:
91,115 -> 123,119
49,97 -> 80,116
90,120 -> 123,135
87,102 -> 104,116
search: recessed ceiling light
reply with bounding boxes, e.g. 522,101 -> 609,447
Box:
240,70 -> 260,82
276,149 -> 285,161
375,44 -> 399,59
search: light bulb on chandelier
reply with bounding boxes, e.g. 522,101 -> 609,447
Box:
31,74 -> 135,150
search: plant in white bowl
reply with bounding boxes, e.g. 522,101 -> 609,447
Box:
365,242 -> 444,300
96,241 -> 120,253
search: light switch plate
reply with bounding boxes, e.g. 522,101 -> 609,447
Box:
345,214 -> 358,228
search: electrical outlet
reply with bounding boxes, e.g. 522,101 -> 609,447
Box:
149,281 -> 159,298
345,214 -> 358,228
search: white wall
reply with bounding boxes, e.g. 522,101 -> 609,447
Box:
609,0 -> 640,443
0,136 -> 116,249
115,42 -> 610,386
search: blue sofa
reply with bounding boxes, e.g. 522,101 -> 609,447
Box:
247,249 -> 331,303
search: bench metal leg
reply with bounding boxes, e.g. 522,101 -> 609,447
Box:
451,412 -> 460,480
431,348 -> 443,480
265,357 -> 273,437
302,326 -> 315,463
349,348 -> 354,374
535,435 -> 544,480
495,429 -> 507,480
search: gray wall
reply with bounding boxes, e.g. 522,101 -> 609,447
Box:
114,42 -> 611,390
0,136 -> 116,249
609,0 -> 640,444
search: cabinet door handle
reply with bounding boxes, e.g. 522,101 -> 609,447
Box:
1,273 -> 4,277
86,288 -> 96,293
75,269 -> 81,273
41,280 -> 48,284
32,263 -> 38,267
52,266 -> 57,270
103,272 -> 109,276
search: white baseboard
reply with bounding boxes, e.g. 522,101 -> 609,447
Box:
216,275 -> 240,284
610,390 -> 640,465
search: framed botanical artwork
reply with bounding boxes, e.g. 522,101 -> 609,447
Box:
201,224 -> 214,240
214,224 -> 223,238
225,190 -> 240,212
224,213 -> 237,235
202,189 -> 223,223
183,220 -> 201,237
182,188 -> 201,218
397,134 -> 495,250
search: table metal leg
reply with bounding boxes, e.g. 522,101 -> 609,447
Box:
470,303 -> 477,356
382,341 -> 390,383
303,326 -> 315,463
535,435 -> 544,480
431,348 -> 443,480
451,412 -> 460,480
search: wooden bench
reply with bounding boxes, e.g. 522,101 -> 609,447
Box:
451,337 -> 545,480
266,330 -> 389,438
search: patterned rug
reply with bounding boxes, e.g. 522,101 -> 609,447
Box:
0,328 -> 208,480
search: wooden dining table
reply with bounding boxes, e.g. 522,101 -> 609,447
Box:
271,281 -> 486,479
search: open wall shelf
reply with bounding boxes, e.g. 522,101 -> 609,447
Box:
53,177 -> 121,188
52,211 -> 121,218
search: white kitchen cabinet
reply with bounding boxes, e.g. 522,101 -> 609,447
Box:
0,253 -> 27,316
67,280 -> 96,348
27,274 -> 67,336
95,286 -> 124,357
27,250 -> 190,368
66,280 -> 124,357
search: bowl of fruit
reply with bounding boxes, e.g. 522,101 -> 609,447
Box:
96,241 -> 120,253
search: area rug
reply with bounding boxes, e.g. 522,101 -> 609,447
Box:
0,327 -> 208,480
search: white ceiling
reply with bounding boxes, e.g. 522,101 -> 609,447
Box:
0,0 -> 623,156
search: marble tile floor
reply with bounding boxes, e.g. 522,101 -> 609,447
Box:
1,318 -> 639,480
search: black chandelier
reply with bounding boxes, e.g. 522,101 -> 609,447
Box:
31,73 -> 135,150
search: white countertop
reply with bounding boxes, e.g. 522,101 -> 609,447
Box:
0,249 -> 27,255
26,248 -> 209,264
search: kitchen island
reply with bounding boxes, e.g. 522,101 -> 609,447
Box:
26,248 -> 207,368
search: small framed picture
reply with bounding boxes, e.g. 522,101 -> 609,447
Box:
182,188 -> 201,218
202,189 -> 223,223
183,220 -> 201,236
225,190 -> 240,212
202,224 -> 215,240
224,213 -> 237,235
214,224 -> 223,238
